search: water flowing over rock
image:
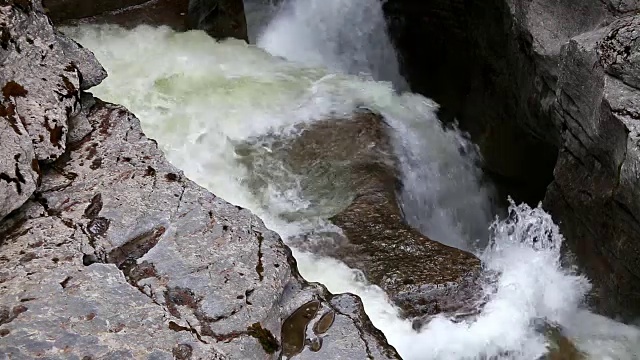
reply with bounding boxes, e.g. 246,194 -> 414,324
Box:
385,0 -> 640,320
0,2 -> 400,358
237,111 -> 484,320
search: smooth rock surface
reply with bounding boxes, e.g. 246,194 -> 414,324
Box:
237,111 -> 483,320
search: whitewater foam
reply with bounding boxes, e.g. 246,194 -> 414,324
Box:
64,15 -> 640,360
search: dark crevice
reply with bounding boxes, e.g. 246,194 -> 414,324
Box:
383,0 -> 559,207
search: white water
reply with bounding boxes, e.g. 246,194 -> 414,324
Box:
64,0 -> 640,358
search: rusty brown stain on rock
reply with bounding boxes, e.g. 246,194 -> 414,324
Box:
164,287 -> 199,318
2,81 -> 28,99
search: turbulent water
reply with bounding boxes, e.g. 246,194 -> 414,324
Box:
64,0 -> 640,358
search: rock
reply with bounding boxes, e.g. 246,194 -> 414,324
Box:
0,0 -> 105,219
0,95 -> 401,359
43,0 -> 150,22
187,0 -> 248,42
0,2 -> 401,358
0,0 -> 104,161
544,15 -> 640,319
384,0 -> 640,320
0,99 -> 38,220
237,111 -> 483,320
539,322 -> 585,360
53,0 -> 191,31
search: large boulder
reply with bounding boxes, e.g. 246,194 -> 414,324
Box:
236,111 -> 483,320
384,0 -> 640,319
0,2 -> 401,358
0,96 -> 401,359
0,0 -> 106,220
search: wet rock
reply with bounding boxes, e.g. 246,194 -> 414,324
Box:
238,111 -> 483,320
187,0 -> 248,42
539,322 -> 585,360
0,0 -> 104,219
544,15 -> 640,319
54,0 -> 191,31
43,0 -> 150,22
385,0 -> 640,320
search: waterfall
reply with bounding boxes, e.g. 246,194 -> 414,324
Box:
63,0 -> 640,357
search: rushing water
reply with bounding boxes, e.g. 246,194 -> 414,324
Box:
64,0 -> 640,358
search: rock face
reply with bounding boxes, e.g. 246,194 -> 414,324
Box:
237,111 -> 483,320
44,0 -> 149,22
187,0 -> 248,42
0,0 -> 106,220
46,0 -> 249,43
0,2 -> 401,359
385,0 -> 640,319
544,14 -> 640,319
50,0 -> 191,31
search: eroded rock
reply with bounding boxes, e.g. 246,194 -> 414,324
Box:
0,96 -> 401,359
237,111 -> 483,320
0,0 -> 105,161
544,14 -> 640,319
52,0 -> 191,31
385,0 -> 640,320
0,2 -> 400,357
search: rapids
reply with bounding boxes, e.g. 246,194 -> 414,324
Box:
63,0 -> 640,358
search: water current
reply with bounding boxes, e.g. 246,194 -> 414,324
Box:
63,0 -> 640,358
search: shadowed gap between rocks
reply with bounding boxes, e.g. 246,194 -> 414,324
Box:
382,0 -> 559,208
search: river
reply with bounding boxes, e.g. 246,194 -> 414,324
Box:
62,0 -> 640,358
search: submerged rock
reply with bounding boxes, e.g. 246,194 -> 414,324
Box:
0,2 -> 400,359
237,111 -> 483,320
